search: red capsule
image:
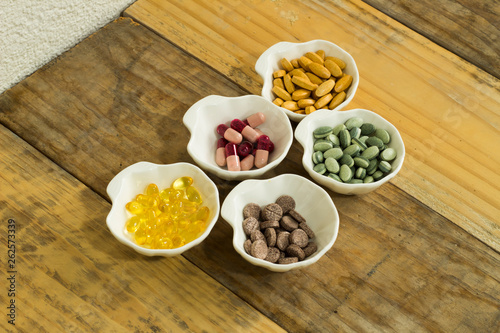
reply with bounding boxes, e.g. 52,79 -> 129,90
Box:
254,135 -> 271,168
230,119 -> 260,143
215,138 -> 228,167
225,143 -> 241,171
237,141 -> 253,158
217,124 -> 242,144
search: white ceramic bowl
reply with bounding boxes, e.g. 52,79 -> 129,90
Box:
295,109 -> 405,195
106,162 -> 220,256
221,174 -> 339,272
255,40 -> 359,123
183,95 -> 293,181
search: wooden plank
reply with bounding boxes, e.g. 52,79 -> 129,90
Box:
123,0 -> 500,251
361,0 -> 500,79
1,18 -> 499,332
0,124 -> 285,332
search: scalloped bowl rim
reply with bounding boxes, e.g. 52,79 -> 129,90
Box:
106,161 -> 220,256
183,94 -> 294,181
221,173 -> 339,272
294,108 -> 405,195
255,39 -> 360,122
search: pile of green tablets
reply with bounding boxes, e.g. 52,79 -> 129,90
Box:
311,117 -> 397,183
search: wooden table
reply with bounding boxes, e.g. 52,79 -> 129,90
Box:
1,0 -> 498,332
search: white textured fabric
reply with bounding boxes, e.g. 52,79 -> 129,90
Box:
0,0 -> 136,93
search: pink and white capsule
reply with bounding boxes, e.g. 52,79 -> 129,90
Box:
216,138 -> 228,167
254,135 -> 272,169
217,124 -> 242,144
230,119 -> 260,143
225,143 -> 241,171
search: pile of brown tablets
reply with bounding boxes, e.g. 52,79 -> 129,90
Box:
242,195 -> 317,264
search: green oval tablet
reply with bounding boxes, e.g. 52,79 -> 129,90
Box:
380,148 -> 397,161
348,179 -> 363,184
345,117 -> 363,130
363,176 -> 374,183
372,170 -> 384,181
323,147 -> 343,160
355,167 -> 366,179
349,127 -> 361,140
367,159 -> 378,175
375,128 -> 391,144
312,151 -> 324,164
313,140 -> 334,152
325,157 -> 340,173
352,137 -> 367,151
361,146 -> 379,160
378,160 -> 392,173
313,126 -> 333,138
332,124 -> 346,136
353,156 -> 370,168
360,123 -> 376,135
326,133 -> 340,146
365,136 -> 384,149
339,164 -> 353,182
343,144 -> 360,156
339,154 -> 354,168
339,129 -> 351,149
313,163 -> 327,174
327,173 -> 342,182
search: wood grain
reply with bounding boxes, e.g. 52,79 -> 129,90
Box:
361,0 -> 500,79
123,0 -> 500,251
0,18 -> 498,332
0,124 -> 285,332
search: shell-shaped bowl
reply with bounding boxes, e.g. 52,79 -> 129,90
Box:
221,174 -> 339,272
106,162 -> 220,256
183,95 -> 293,181
295,108 -> 405,195
255,39 -> 359,122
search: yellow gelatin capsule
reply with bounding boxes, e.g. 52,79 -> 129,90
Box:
159,188 -> 173,201
171,235 -> 186,248
171,176 -> 193,190
125,201 -> 144,215
155,237 -> 173,249
136,194 -> 158,208
125,216 -> 141,233
146,183 -> 159,196
134,227 -> 148,245
169,189 -> 185,203
186,186 -> 202,205
190,206 -> 210,223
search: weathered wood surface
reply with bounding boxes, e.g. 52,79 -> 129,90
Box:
1,18 -> 499,332
124,0 -> 500,251
362,0 -> 500,79
0,124 -> 285,332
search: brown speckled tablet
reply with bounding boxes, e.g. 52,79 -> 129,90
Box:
243,217 -> 260,236
243,239 -> 252,254
261,203 -> 283,221
280,215 -> 299,231
289,229 -> 309,248
288,209 -> 306,223
264,247 -> 280,263
299,222 -> 315,239
243,203 -> 261,219
278,257 -> 298,264
264,228 -> 277,247
303,242 -> 317,257
250,229 -> 265,242
260,220 -> 280,229
250,240 -> 268,259
279,250 -> 286,259
286,244 -> 306,261
276,231 -> 290,251
275,195 -> 296,213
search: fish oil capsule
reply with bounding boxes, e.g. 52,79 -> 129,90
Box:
230,119 -> 260,143
126,216 -> 141,233
217,124 -> 242,144
225,143 -> 241,171
172,176 -> 193,190
186,186 -> 202,204
135,194 -> 157,208
146,183 -> 159,196
216,138 -> 228,167
125,201 -> 144,215
254,135 -> 272,168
